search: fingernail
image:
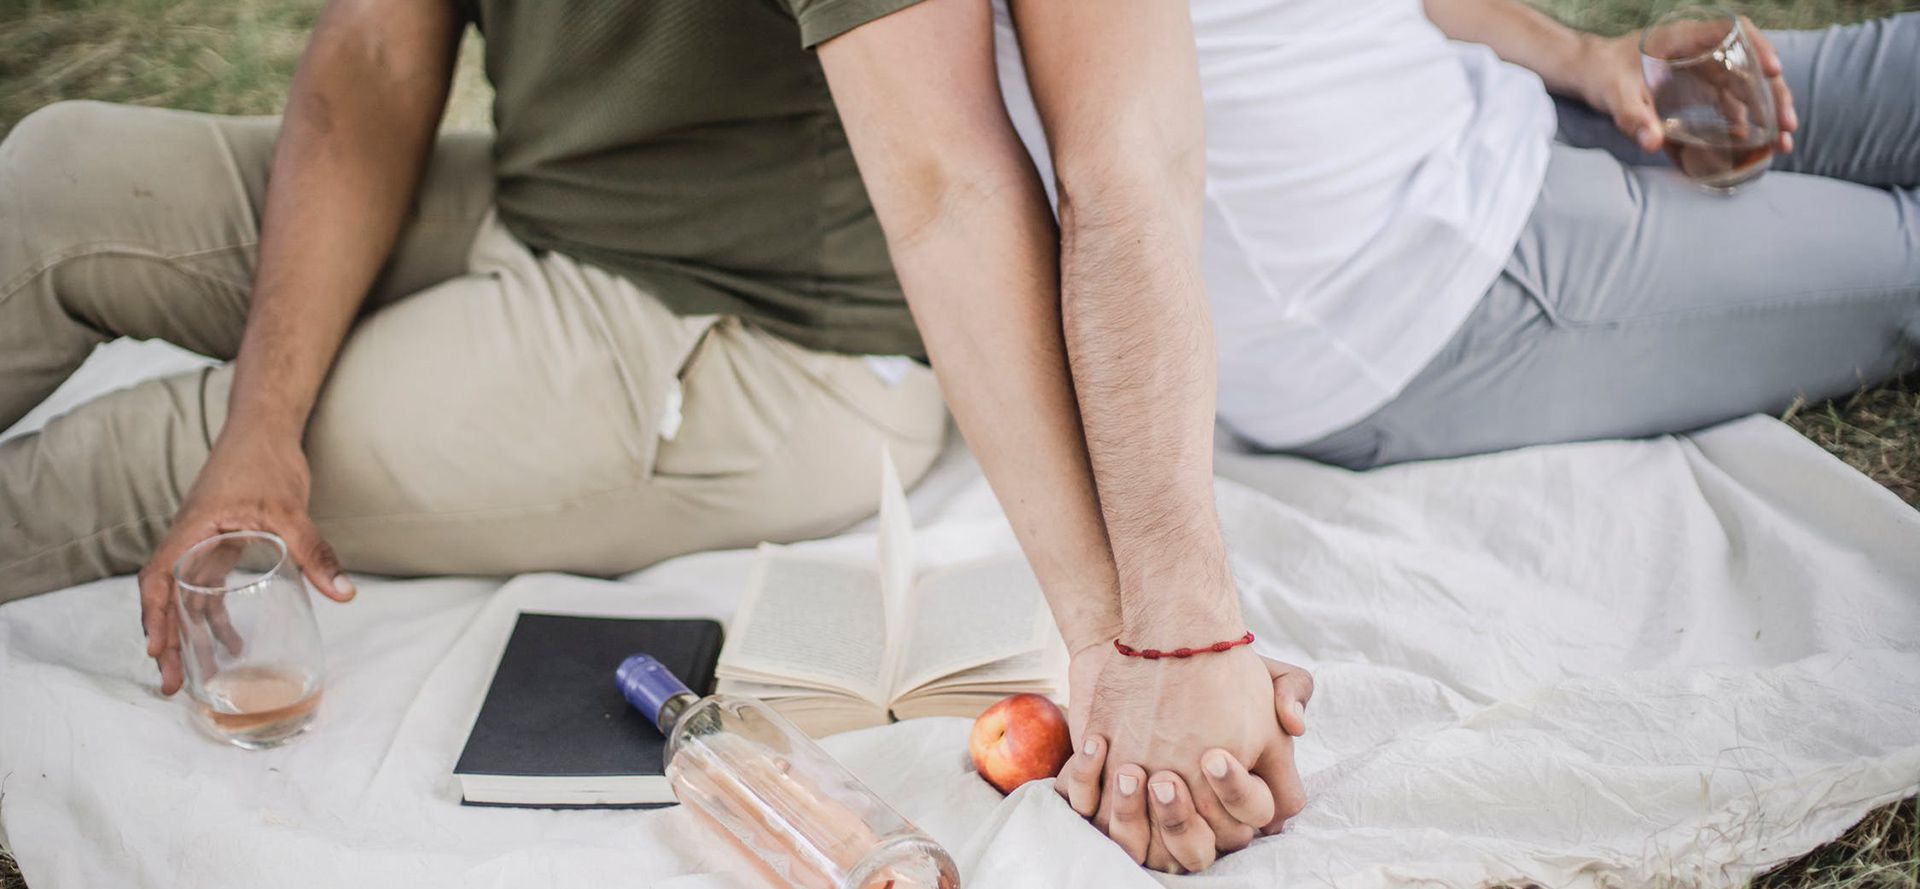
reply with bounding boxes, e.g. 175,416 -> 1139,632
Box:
1204,752 -> 1229,778
1292,700 -> 1307,722
1083,738 -> 1098,757
1151,782 -> 1175,805
1117,774 -> 1139,796
333,574 -> 356,599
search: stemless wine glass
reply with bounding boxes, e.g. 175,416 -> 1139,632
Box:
174,530 -> 326,749
1641,6 -> 1778,192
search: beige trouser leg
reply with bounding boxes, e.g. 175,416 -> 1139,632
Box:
0,101 -> 948,600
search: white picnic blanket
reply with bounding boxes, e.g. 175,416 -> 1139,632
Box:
3,342 -> 1918,888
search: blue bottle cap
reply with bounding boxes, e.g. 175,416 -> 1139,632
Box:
616,654 -> 693,731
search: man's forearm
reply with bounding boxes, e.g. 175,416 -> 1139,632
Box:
222,0 -> 458,447
885,171 -> 1125,652
1422,0 -> 1597,97
1057,184 -> 1239,638
816,0 -> 1122,653
1011,0 -> 1243,641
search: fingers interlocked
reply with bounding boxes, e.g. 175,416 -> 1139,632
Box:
1058,660 -> 1316,873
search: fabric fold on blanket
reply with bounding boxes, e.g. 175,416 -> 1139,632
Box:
3,413 -> 1917,888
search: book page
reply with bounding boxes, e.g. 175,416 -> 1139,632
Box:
891,633 -> 1069,720
876,445 -> 916,687
893,554 -> 1056,696
715,549 -> 890,705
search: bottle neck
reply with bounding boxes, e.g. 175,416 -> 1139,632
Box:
655,691 -> 701,733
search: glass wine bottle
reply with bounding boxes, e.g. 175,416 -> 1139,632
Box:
618,655 -> 961,889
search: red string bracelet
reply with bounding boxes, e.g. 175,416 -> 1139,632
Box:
1114,631 -> 1254,660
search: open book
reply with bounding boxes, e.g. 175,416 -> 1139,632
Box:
715,452 -> 1067,737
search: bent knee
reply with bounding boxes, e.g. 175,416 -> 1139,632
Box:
4,99 -> 113,144
0,100 -> 127,176
2,102 -> 147,252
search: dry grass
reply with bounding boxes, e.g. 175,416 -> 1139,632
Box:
0,0 -> 490,139
0,1 -> 1914,887
1532,0 -> 1919,31
1754,798 -> 1920,889
0,0 -> 319,134
1785,378 -> 1920,505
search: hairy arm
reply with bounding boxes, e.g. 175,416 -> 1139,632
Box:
139,0 -> 460,692
822,0 -> 1301,873
815,0 -> 1121,654
1007,0 -> 1237,650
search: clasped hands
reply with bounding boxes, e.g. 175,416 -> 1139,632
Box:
1056,641 -> 1314,873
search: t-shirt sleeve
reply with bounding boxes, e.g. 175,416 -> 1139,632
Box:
783,0 -> 934,48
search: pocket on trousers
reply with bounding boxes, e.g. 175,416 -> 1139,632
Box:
650,317 -> 800,479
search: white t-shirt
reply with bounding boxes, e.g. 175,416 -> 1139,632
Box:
992,0 -> 1558,448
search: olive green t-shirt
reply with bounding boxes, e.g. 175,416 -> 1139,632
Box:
459,0 -> 928,357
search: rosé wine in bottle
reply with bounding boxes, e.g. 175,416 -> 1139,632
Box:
618,655 -> 959,889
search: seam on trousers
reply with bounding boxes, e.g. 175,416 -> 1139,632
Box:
309,470 -> 668,525
195,365 -> 220,451
1,510 -> 173,575
1550,284 -> 1920,330
0,240 -> 256,317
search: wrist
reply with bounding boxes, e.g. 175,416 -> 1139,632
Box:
1046,579 -> 1123,658
1116,551 -> 1242,641
1058,611 -> 1123,660
211,416 -> 307,460
1119,588 -> 1245,649
1573,33 -> 1632,108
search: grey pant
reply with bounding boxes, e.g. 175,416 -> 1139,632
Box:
1295,16 -> 1920,470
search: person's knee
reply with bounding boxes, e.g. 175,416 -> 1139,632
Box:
1,99 -> 117,165
0,100 -> 124,237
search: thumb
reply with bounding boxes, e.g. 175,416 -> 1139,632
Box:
283,518 -> 354,602
1616,87 -> 1663,152
1263,657 -> 1314,737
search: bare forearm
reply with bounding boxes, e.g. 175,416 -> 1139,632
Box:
1014,0 -> 1241,639
223,0 -> 457,446
1057,186 -> 1237,636
1422,0 -> 1596,97
887,172 -> 1123,652
817,0 -> 1122,653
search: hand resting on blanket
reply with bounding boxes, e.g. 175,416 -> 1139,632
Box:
1058,652 -> 1315,873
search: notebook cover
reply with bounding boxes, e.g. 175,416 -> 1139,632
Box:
453,612 -> 724,808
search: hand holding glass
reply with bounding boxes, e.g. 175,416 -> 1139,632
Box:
174,530 -> 325,749
1641,6 -> 1778,191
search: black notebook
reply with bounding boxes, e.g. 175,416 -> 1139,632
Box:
453,612 -> 724,808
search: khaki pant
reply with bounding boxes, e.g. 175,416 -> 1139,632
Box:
0,101 -> 948,601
